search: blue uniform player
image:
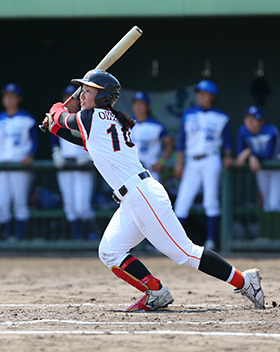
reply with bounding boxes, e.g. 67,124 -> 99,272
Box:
131,92 -> 173,181
50,84 -> 96,240
236,105 -> 280,211
174,80 -> 233,251
0,83 -> 38,240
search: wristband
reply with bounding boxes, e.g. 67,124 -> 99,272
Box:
50,124 -> 61,136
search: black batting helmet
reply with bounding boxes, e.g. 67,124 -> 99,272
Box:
71,69 -> 121,107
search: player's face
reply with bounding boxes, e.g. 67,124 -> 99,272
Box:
132,100 -> 149,120
244,115 -> 263,135
196,91 -> 216,109
2,92 -> 21,111
80,85 -> 99,110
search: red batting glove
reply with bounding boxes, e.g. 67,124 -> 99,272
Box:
43,113 -> 61,135
49,102 -> 68,127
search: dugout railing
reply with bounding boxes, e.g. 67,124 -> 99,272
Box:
221,160 -> 280,252
0,160 -> 117,251
0,160 -> 280,252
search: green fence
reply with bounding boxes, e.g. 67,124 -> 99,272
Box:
221,160 -> 280,252
0,160 -> 116,251
1,160 -> 280,252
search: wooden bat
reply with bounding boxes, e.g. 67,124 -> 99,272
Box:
39,25 -> 143,132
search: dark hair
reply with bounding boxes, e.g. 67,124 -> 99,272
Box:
110,106 -> 135,130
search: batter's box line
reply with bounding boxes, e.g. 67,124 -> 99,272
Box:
0,330 -> 280,338
0,319 -> 278,327
0,303 -> 238,308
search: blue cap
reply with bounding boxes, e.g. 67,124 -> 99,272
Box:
2,83 -> 22,96
62,84 -> 77,97
195,80 -> 219,96
133,91 -> 150,104
245,105 -> 264,120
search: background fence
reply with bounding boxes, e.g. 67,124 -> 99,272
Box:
221,159 -> 280,252
0,160 -> 279,252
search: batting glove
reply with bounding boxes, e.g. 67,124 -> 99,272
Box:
44,113 -> 60,135
49,102 -> 68,126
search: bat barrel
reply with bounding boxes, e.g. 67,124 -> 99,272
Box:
39,25 -> 143,133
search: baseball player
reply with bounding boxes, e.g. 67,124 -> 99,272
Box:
50,85 -> 96,240
174,80 -> 233,251
42,69 -> 264,311
131,91 -> 173,181
236,105 -> 280,211
0,83 -> 39,240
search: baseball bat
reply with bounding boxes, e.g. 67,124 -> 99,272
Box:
39,25 -> 143,132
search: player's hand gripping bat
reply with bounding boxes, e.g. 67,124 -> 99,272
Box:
39,25 -> 143,132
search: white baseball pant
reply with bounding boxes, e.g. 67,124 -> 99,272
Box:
0,171 -> 31,222
256,170 -> 280,211
99,176 -> 203,269
174,154 -> 222,218
57,170 -> 95,221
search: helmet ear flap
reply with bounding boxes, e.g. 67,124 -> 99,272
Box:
71,69 -> 121,107
95,90 -> 120,107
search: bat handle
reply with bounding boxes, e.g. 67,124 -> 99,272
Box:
39,124 -> 47,132
63,86 -> 81,107
39,86 -> 81,132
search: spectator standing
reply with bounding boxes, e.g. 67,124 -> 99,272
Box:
174,80 -> 233,251
51,85 -> 97,240
0,83 -> 39,240
236,105 -> 280,211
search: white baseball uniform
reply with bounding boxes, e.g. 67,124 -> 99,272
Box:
74,108 -> 203,269
0,109 -> 38,223
131,116 -> 169,181
51,136 -> 95,222
174,106 -> 232,219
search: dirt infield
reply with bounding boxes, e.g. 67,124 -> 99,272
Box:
0,254 -> 279,351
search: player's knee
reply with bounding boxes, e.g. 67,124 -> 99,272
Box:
204,202 -> 220,217
98,240 -> 123,268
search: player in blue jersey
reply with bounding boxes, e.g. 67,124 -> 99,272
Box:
50,85 -> 96,240
0,83 -> 39,240
131,91 -> 173,181
174,80 -> 233,251
236,105 -> 280,211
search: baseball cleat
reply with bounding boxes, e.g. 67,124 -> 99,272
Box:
125,287 -> 174,312
233,268 -> 265,309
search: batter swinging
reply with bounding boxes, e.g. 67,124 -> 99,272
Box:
42,69 -> 264,311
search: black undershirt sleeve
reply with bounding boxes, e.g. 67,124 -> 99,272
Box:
58,112 -> 79,130
56,128 -> 84,146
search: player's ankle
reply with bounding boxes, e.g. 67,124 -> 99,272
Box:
140,275 -> 162,290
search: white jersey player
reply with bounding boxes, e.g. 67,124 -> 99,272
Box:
0,83 -> 38,240
131,91 -> 173,181
43,69 -> 264,311
174,80 -> 233,251
51,85 -> 96,240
